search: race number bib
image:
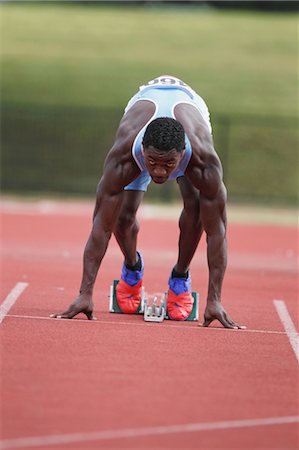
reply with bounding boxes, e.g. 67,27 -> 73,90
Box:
140,75 -> 188,90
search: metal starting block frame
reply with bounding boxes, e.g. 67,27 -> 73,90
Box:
109,280 -> 199,322
143,295 -> 166,322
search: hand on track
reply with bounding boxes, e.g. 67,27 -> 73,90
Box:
203,302 -> 246,329
50,294 -> 96,320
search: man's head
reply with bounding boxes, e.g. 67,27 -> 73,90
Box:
142,117 -> 185,184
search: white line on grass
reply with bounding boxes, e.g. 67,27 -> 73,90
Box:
5,314 -> 287,335
273,299 -> 299,363
0,283 -> 28,324
0,415 -> 298,449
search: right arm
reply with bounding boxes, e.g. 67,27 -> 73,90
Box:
50,102 -> 157,319
79,175 -> 124,297
50,144 -> 140,320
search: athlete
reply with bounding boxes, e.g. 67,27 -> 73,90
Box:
51,75 -> 245,329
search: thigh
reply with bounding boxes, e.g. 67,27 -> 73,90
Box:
177,176 -> 200,210
119,189 -> 145,217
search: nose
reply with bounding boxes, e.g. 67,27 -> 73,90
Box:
153,166 -> 167,176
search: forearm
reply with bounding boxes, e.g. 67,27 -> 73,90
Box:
79,228 -> 111,295
206,233 -> 227,303
79,184 -> 123,296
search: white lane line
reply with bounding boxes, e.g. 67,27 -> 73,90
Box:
0,415 -> 298,449
5,314 -> 287,335
0,283 -> 28,324
273,299 -> 299,363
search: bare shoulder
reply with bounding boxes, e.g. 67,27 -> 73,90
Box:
114,99 -> 155,150
104,100 -> 154,163
180,113 -> 223,200
174,102 -> 220,166
187,151 -> 223,200
99,100 -> 155,194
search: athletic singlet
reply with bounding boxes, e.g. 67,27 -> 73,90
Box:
124,75 -> 212,191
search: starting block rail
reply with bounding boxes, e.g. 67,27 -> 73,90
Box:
143,296 -> 166,322
109,280 -> 199,322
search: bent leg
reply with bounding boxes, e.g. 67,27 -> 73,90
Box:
167,177 -> 203,321
114,190 -> 144,314
176,176 -> 203,274
114,189 -> 144,267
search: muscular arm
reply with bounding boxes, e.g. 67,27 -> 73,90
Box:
80,138 -> 142,294
200,182 -> 227,304
79,175 -> 124,296
201,168 -> 245,328
51,140 -> 141,319
187,144 -> 245,329
50,101 -> 154,320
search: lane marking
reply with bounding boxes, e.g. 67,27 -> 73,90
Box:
1,415 -> 298,449
273,299 -> 299,363
6,314 -> 287,335
0,283 -> 28,324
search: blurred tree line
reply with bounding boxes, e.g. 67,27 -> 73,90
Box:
2,2 -> 297,204
78,1 -> 298,12
207,1 -> 298,11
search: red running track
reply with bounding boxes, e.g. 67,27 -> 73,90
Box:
1,200 -> 298,450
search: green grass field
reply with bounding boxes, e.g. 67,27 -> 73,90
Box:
1,3 -> 298,203
2,3 -> 297,115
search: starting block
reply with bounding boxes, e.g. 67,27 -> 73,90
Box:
143,295 -> 166,322
164,290 -> 199,321
109,279 -> 146,314
109,280 -> 199,322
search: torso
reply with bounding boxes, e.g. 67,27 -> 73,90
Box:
108,76 -> 221,195
122,76 -> 213,180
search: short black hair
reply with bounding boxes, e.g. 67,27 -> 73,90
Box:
143,117 -> 185,153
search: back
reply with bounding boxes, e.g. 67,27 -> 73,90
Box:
124,75 -> 212,183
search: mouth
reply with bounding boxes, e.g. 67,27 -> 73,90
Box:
152,177 -> 168,184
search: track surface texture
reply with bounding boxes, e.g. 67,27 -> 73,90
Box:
1,199 -> 298,450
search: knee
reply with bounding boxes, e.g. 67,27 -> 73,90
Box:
183,194 -> 200,218
116,209 -> 139,235
180,197 -> 201,230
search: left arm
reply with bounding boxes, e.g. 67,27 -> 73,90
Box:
198,160 -> 245,329
200,182 -> 227,305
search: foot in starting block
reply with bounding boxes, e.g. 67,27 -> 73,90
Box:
109,280 -> 199,322
143,291 -> 199,322
165,291 -> 199,321
109,280 -> 146,314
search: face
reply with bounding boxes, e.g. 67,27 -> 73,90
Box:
142,145 -> 184,184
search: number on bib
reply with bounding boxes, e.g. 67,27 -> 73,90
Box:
143,76 -> 187,88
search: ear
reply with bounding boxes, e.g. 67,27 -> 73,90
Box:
180,144 -> 186,158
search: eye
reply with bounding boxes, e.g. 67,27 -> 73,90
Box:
148,160 -> 156,166
166,161 -> 175,168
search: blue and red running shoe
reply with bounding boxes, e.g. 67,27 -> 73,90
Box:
116,251 -> 144,314
167,271 -> 194,321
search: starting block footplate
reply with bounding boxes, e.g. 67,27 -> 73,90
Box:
109,280 -> 199,321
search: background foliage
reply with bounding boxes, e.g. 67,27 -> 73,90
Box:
1,2 -> 298,203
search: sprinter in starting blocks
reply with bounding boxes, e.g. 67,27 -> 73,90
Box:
109,280 -> 199,322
